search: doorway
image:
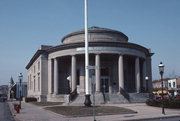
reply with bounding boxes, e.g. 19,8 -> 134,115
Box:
101,76 -> 109,93
101,67 -> 109,93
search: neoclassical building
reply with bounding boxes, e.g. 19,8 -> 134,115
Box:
26,27 -> 153,103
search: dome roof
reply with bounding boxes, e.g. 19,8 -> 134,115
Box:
61,26 -> 128,44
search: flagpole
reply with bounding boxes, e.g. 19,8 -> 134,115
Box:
84,0 -> 92,107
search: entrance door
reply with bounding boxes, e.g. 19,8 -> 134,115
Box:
101,76 -> 109,93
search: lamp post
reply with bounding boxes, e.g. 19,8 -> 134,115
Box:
145,76 -> 149,92
158,62 -> 165,115
19,73 -> 23,109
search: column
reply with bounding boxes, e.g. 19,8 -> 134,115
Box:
95,54 -> 100,92
54,58 -> 58,94
48,59 -> 53,94
71,55 -> 77,92
143,59 -> 147,91
135,57 -> 140,93
118,55 -> 124,92
146,57 -> 153,92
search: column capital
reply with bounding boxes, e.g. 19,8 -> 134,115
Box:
53,57 -> 58,60
95,53 -> 101,55
118,53 -> 124,56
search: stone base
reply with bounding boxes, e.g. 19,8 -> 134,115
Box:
39,95 -> 47,102
47,94 -> 70,102
84,94 -> 92,107
27,94 -> 47,102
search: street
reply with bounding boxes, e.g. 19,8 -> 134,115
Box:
138,117 -> 180,121
0,102 -> 15,121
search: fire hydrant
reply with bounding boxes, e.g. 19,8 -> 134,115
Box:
15,105 -> 20,113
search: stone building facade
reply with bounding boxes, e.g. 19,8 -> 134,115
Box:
26,27 -> 153,103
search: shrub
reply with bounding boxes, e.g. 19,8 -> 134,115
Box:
146,98 -> 180,109
25,97 -> 37,102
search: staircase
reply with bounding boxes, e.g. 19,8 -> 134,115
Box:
129,93 -> 149,103
104,93 -> 130,103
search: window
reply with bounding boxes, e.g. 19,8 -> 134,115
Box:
38,75 -> 40,91
28,76 -> 29,89
169,83 -> 171,88
30,74 -> 32,90
38,61 -> 40,71
173,82 -> 176,88
34,65 -> 36,73
34,76 -> 36,92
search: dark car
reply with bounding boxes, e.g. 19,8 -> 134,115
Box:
175,94 -> 180,98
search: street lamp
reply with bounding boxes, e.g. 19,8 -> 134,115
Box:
19,73 -> 23,109
145,76 -> 149,92
158,62 -> 165,115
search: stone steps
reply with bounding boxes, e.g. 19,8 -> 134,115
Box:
105,93 -> 130,103
129,93 -> 149,103
47,93 -> 150,104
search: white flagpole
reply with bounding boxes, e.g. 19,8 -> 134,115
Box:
84,0 -> 91,106
85,0 -> 89,95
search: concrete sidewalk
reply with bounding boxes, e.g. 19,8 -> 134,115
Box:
8,102 -> 180,121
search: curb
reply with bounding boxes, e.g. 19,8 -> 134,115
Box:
7,102 -> 16,117
7,101 -> 21,121
126,115 -> 180,121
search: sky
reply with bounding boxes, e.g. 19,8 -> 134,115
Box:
0,0 -> 180,85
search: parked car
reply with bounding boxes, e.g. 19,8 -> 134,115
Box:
154,94 -> 161,99
175,94 -> 180,98
154,94 -> 170,99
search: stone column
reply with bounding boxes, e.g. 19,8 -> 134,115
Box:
54,58 -> 58,94
118,55 -> 124,92
71,55 -> 77,92
95,54 -> 100,92
48,59 -> 53,94
146,57 -> 153,93
143,59 -> 147,91
135,57 -> 140,93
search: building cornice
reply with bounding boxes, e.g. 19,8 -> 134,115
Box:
47,41 -> 154,57
25,50 -> 46,69
26,41 -> 153,70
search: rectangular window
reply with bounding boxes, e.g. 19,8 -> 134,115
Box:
173,82 -> 176,88
34,65 -> 36,73
28,76 -> 29,89
38,76 -> 40,91
30,74 -> 31,90
38,61 -> 40,71
169,83 -> 171,88
34,77 -> 36,92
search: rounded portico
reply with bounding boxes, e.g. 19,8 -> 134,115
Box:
46,27 -> 153,103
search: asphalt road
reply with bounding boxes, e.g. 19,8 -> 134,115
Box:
0,102 -> 15,121
138,117 -> 180,121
